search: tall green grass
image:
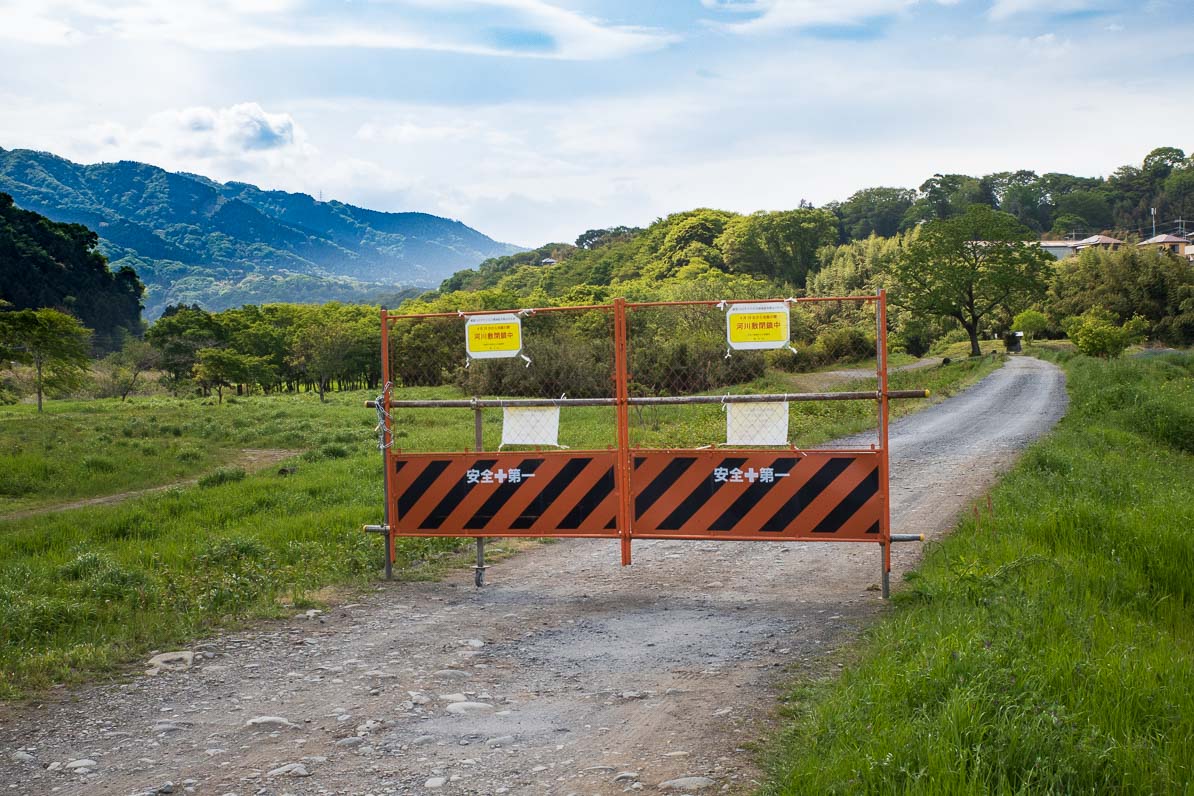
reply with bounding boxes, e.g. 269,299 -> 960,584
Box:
0,453 -> 460,698
763,351 -> 1194,794
0,392 -> 376,511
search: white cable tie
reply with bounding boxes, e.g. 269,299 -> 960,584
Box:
788,344 -> 799,355
724,347 -> 732,359
715,299 -> 728,311
464,357 -> 472,369
520,353 -> 532,368
457,309 -> 467,317
785,296 -> 799,304
519,308 -> 535,317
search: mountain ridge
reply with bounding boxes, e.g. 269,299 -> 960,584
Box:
0,147 -> 521,317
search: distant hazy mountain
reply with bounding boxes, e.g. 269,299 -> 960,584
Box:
0,148 -> 521,317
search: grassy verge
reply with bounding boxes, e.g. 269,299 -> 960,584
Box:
763,351 -> 1194,794
0,392 -> 374,513
0,358 -> 999,700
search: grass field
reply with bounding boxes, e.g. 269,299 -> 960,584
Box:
763,350 -> 1194,794
0,357 -> 999,700
0,393 -> 371,513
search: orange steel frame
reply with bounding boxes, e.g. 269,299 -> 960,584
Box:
375,292 -> 903,593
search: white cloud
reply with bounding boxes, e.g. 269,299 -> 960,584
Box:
72,103 -> 315,181
988,0 -> 1098,20
703,0 -> 957,32
0,0 -> 675,59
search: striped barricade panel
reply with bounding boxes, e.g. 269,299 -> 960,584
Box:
631,450 -> 882,541
390,452 -> 620,537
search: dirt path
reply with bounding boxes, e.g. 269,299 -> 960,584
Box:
0,358 -> 1066,795
0,449 -> 300,522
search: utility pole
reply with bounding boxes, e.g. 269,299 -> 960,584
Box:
1151,207 -> 1157,238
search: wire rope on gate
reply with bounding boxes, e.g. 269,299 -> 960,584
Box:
365,291 -> 927,597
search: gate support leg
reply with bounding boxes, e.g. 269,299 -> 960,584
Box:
385,531 -> 393,581
881,543 -> 889,599
474,538 -> 487,587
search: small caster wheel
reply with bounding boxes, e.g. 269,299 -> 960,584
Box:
474,568 -> 485,588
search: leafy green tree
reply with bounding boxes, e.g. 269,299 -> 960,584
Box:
1162,166 -> 1194,218
97,337 -> 160,401
0,308 -> 93,411
1055,190 -> 1113,230
1063,306 -> 1148,358
834,187 -> 915,240
1048,246 -> 1194,345
146,304 -> 226,386
193,347 -> 269,404
907,173 -> 997,225
289,316 -> 352,402
1142,147 -> 1185,181
890,206 -> 1053,357
1047,214 -> 1089,240
1012,309 -> 1048,341
0,193 -> 143,353
575,226 -> 642,250
717,209 -> 837,286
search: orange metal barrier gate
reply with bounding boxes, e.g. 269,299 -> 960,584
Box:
366,292 -> 927,597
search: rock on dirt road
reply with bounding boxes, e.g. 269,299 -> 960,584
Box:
0,357 -> 1066,795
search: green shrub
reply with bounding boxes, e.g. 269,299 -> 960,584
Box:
806,325 -> 875,366
197,467 -> 246,488
1062,306 -> 1148,358
81,456 -> 116,473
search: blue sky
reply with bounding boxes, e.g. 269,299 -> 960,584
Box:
1,0 -> 1191,246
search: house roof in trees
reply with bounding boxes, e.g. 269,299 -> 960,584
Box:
1075,234 -> 1124,246
1139,234 -> 1189,245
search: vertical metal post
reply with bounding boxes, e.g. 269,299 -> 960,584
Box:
474,403 -> 486,587
876,291 -> 892,599
380,307 -> 394,581
612,298 -> 633,566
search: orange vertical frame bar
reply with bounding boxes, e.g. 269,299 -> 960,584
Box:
612,298 -> 633,565
380,307 -> 396,565
876,290 -> 892,597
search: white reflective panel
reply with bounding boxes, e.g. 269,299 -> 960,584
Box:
500,406 -> 561,448
725,401 -> 789,446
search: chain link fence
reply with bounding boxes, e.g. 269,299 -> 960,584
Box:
624,302 -> 850,450
382,307 -> 617,453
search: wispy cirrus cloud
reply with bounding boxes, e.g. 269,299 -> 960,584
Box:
701,0 -> 958,33
0,0 -> 676,59
987,0 -> 1103,20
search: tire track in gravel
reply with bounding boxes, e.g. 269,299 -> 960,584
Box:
0,357 -> 1066,796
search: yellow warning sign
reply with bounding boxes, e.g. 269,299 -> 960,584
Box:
726,302 -> 790,350
466,313 -> 522,359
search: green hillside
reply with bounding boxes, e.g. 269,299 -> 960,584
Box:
0,193 -> 142,352
0,148 -> 521,317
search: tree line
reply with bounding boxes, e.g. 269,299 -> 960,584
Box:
4,146 -> 1193,409
827,146 -> 1194,240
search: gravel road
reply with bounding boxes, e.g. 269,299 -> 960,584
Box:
0,357 -> 1067,796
